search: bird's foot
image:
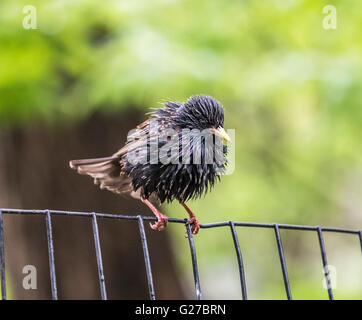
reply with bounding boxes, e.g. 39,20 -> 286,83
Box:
149,213 -> 168,231
141,198 -> 168,232
186,216 -> 200,235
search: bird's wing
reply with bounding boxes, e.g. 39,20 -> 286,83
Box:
113,117 -> 172,162
69,156 -> 133,194
69,112 -> 178,196
112,118 -> 154,157
69,118 -> 160,195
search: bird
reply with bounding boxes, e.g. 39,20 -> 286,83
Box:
69,95 -> 231,234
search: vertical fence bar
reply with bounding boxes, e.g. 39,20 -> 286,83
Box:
317,227 -> 334,300
186,222 -> 202,300
137,216 -> 156,300
91,213 -> 107,300
229,221 -> 247,300
45,210 -> 58,300
274,224 -> 292,300
0,210 -> 6,300
359,231 -> 362,252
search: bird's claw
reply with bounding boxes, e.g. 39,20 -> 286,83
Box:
149,214 -> 168,231
186,216 -> 200,235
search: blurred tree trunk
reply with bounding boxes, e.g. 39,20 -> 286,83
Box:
0,111 -> 185,299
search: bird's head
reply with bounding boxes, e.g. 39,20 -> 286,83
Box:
174,95 -> 231,142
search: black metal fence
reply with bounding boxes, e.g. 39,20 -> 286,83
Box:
0,208 -> 361,300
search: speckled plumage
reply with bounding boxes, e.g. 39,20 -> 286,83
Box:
123,96 -> 227,203
70,95 -> 229,233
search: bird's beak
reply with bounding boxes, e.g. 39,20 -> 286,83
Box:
211,126 -> 231,142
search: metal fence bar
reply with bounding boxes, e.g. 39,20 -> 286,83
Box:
229,221 -> 247,300
203,221 -> 360,234
0,208 -> 360,300
0,208 -> 183,224
45,210 -> 58,300
0,210 -> 6,300
186,222 -> 202,300
137,216 -> 156,300
0,209 -> 360,235
274,224 -> 292,300
91,213 -> 107,300
317,227 -> 334,300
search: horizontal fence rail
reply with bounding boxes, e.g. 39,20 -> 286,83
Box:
0,208 -> 361,300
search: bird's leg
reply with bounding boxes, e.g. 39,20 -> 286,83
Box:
180,202 -> 200,234
141,198 -> 168,231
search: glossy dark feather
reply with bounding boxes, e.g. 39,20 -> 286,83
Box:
70,95 -> 228,203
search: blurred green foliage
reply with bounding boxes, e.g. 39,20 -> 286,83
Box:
0,0 -> 361,299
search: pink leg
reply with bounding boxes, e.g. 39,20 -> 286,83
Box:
141,198 -> 168,231
180,202 -> 200,235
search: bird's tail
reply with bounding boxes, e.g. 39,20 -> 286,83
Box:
69,156 -> 132,194
69,156 -> 118,175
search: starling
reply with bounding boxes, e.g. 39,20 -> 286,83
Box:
69,95 -> 231,234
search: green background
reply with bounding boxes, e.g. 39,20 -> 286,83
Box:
0,0 -> 361,299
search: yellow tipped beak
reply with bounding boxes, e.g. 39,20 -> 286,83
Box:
211,126 -> 232,142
